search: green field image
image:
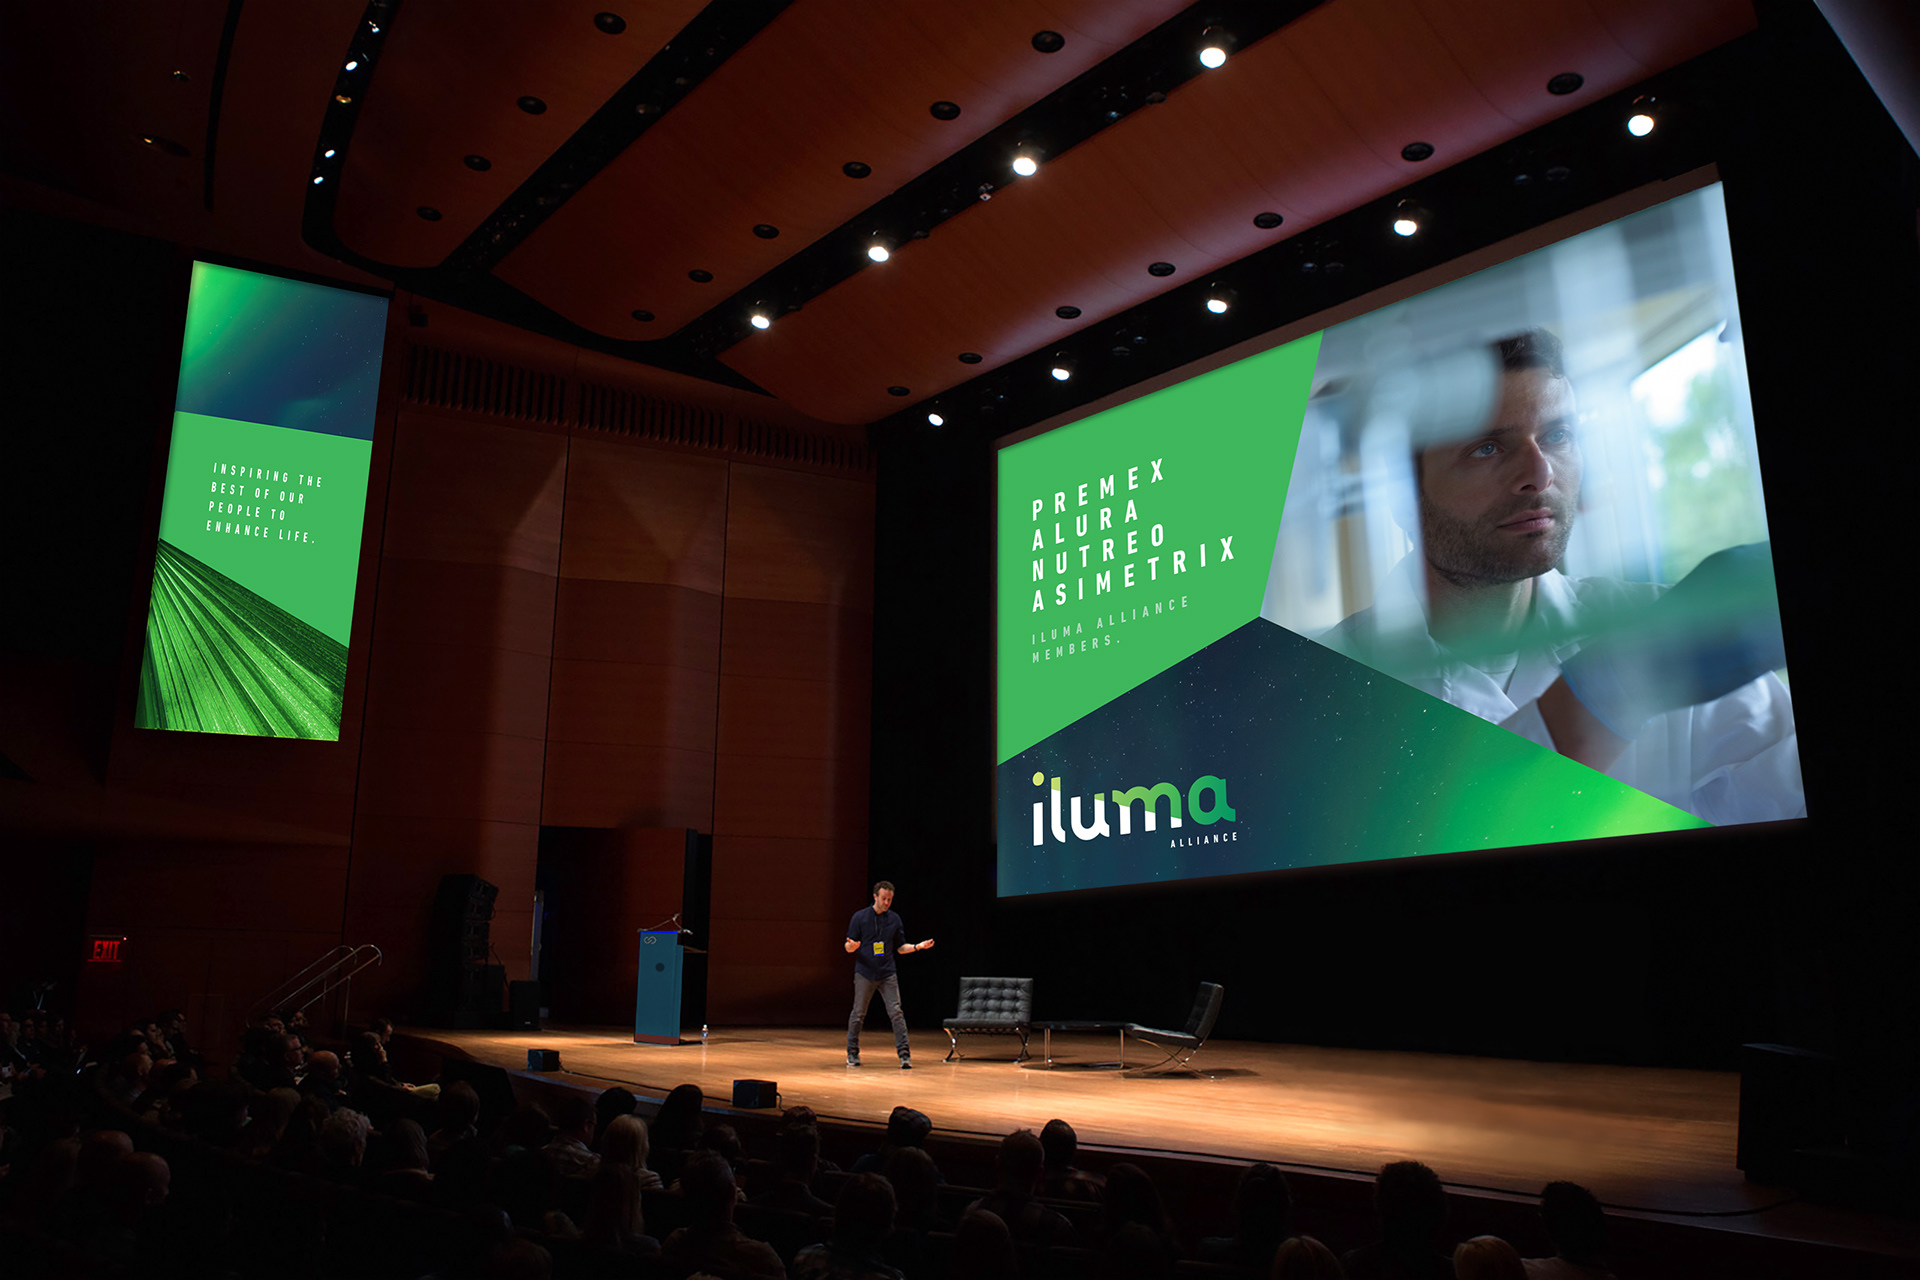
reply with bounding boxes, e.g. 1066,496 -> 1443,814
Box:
135,540 -> 348,739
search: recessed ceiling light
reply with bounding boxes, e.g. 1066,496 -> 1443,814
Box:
464,154 -> 491,171
1050,362 -> 1073,382
323,148 -> 336,159
594,12 -> 627,35
843,161 -> 871,179
345,60 -> 359,71
1055,306 -> 1081,319
1031,30 -> 1065,53
1392,199 -> 1426,237
887,386 -> 911,397
631,309 -> 654,322
688,269 -> 713,283
312,175 -> 325,185
517,96 -> 547,115
749,310 -> 772,330
417,206 -> 442,221
1626,96 -> 1661,137
1011,148 -> 1039,177
1253,212 -> 1283,230
1147,262 -> 1176,277
927,412 -> 945,427
930,101 -> 961,121
1198,26 -> 1234,69
753,224 -> 780,239
867,243 -> 891,263
334,94 -> 353,105
1547,72 -> 1585,95
1205,282 -> 1238,315
958,352 -> 983,364
1401,141 -> 1434,162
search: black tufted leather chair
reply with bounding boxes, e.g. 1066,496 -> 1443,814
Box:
1123,981 -> 1224,1073
942,975 -> 1034,1061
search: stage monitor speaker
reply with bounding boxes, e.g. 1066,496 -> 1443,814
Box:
508,980 -> 542,1031
1738,1042 -> 1842,1183
732,1078 -> 778,1108
527,1049 -> 562,1071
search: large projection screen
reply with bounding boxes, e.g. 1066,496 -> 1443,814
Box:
995,183 -> 1801,897
133,261 -> 387,740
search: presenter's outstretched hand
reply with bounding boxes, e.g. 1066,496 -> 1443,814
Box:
916,938 -> 935,952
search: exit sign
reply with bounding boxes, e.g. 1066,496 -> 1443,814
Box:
87,936 -> 126,964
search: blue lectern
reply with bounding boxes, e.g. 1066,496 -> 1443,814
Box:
633,930 -> 684,1044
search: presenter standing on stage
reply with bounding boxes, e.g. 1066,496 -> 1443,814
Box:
844,881 -> 933,1069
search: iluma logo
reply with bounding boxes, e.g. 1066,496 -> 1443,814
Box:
1032,770 -> 1235,845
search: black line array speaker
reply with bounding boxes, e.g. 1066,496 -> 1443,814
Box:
732,1078 -> 778,1108
1738,1042 -> 1842,1183
427,874 -> 500,1016
508,980 -> 542,1031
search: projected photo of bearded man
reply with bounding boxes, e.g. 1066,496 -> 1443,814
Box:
1318,328 -> 1802,826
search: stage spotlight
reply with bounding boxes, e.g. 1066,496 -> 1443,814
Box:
1049,354 -> 1075,382
1011,146 -> 1041,177
1205,282 -> 1237,315
927,412 -> 945,427
1626,94 -> 1660,137
748,306 -> 773,330
1199,26 -> 1234,69
1391,199 -> 1427,238
866,235 -> 894,263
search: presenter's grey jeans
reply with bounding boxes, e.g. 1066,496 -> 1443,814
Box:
848,973 -> 910,1059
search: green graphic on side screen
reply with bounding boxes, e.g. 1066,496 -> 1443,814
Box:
997,333 -> 1322,763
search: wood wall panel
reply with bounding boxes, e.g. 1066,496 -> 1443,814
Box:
380,414 -> 566,571
539,740 -> 715,831
719,466 -> 875,606
720,599 -> 873,684
537,827 -> 689,1023
708,464 -> 874,1026
346,410 -> 565,1014
557,440 -> 729,590
370,559 -> 561,657
364,639 -> 555,737
547,658 -> 718,750
550,580 -> 723,668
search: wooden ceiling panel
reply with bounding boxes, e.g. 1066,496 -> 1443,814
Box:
1282,0 -> 1522,174
719,0 -> 1758,423
332,0 -> 706,269
1410,0 -> 1647,124
493,0 -> 1187,338
1592,0 -> 1758,70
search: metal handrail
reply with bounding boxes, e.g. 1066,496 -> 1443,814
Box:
251,944 -> 385,1027
250,945 -> 356,1018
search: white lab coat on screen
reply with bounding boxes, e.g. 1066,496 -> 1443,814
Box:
1315,556 -> 1805,826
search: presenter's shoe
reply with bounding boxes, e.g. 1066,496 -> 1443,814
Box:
846,1054 -> 861,1067
900,1057 -> 913,1070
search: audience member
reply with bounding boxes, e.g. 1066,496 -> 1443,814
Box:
950,1207 -> 1019,1280
1103,1219 -> 1181,1279
652,1082 -> 707,1149
1343,1160 -> 1453,1280
541,1092 -> 601,1178
594,1085 -> 638,1140
1522,1182 -> 1616,1279
427,1079 -> 483,1163
599,1112 -> 665,1189
658,1151 -> 785,1279
578,1162 -> 660,1261
1200,1161 -> 1294,1273
1456,1235 -> 1528,1280
1099,1161 -> 1183,1256
298,1049 -> 350,1111
1038,1116 -> 1105,1200
367,1116 -> 436,1201
964,1128 -> 1073,1245
499,1102 -> 553,1156
156,1008 -> 202,1067
853,1104 -> 936,1177
753,1120 -> 835,1215
316,1107 -> 372,1181
94,1033 -> 153,1110
794,1171 -> 904,1280
1273,1234 -> 1346,1278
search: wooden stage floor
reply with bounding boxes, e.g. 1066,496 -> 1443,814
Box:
418,1024 -> 1747,1208
408,1024 -> 1918,1265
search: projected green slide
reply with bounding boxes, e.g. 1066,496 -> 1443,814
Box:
996,184 -> 1802,896
133,262 -> 386,740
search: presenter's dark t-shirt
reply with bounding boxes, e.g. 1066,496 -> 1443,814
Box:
847,906 -> 905,980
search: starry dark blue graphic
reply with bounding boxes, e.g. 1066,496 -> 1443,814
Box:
997,618 -> 1693,895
